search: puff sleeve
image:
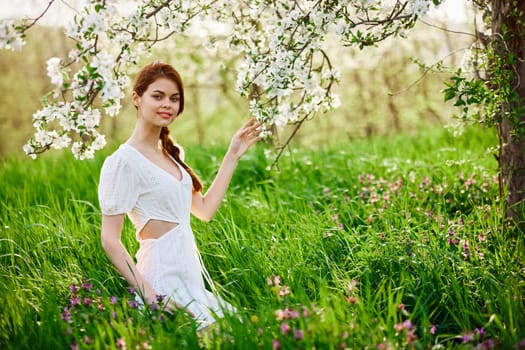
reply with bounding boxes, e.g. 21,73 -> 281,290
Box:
98,152 -> 139,215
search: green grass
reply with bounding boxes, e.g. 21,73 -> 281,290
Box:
1,125 -> 524,349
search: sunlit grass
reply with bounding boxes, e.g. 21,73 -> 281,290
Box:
1,126 -> 524,349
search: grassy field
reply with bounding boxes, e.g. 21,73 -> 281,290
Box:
0,125 -> 524,349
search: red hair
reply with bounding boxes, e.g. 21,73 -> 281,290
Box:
133,62 -> 203,192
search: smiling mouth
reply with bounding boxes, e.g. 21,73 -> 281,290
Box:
158,112 -> 172,119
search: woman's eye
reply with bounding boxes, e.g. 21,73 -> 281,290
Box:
153,95 -> 161,100
170,98 -> 179,103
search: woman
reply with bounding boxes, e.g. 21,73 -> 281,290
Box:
98,62 -> 261,329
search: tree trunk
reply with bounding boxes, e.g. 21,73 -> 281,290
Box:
491,0 -> 525,224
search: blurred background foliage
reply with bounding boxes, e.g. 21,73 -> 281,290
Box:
0,4 -> 479,159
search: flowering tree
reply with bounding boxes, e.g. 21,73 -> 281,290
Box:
0,0 -> 439,160
1,0 -> 523,222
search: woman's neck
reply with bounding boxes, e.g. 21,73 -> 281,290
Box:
127,123 -> 163,152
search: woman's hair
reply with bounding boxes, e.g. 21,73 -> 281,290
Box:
133,62 -> 203,192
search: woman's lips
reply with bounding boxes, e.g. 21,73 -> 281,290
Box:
158,112 -> 172,119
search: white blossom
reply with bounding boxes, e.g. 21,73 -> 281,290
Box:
0,19 -> 26,51
46,57 -> 63,86
92,133 -> 107,150
410,0 -> 430,18
51,133 -> 72,150
23,143 -> 36,159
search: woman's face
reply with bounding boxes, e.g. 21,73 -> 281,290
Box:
133,77 -> 181,127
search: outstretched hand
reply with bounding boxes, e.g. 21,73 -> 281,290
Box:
227,117 -> 263,160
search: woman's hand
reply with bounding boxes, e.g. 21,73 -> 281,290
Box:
155,297 -> 196,318
227,117 -> 262,160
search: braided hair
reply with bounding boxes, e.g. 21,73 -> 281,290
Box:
159,126 -> 202,192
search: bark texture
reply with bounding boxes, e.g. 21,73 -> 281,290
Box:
491,0 -> 525,223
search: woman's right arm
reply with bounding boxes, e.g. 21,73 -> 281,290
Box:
100,215 -> 196,317
100,214 -> 158,304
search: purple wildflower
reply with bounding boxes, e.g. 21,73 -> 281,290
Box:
110,296 -> 118,305
70,297 -> 81,307
477,339 -> 495,349
272,339 -> 280,350
128,300 -> 138,309
293,329 -> 304,340
81,281 -> 93,291
61,307 -> 71,322
448,237 -> 459,245
281,322 -> 290,334
402,320 -> 414,331
129,287 -> 135,295
394,319 -> 414,333
285,307 -> 299,319
461,332 -> 474,343
475,327 -> 485,337
69,284 -> 78,293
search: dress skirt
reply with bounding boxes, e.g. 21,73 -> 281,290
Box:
135,223 -> 235,328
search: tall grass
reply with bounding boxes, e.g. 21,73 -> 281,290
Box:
1,126 -> 523,349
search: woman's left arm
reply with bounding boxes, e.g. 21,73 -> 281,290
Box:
191,117 -> 261,221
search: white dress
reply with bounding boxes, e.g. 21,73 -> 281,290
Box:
98,143 -> 235,328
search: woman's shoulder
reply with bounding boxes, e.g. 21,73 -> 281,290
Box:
100,144 -> 138,173
105,144 -> 137,161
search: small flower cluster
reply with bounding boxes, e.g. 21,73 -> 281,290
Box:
358,167 -> 497,225
61,280 -> 170,349
393,308 -> 511,350
358,173 -> 404,209
267,275 -> 291,298
345,279 -> 359,304
444,217 -> 488,261
261,276 -> 311,349
393,319 -> 418,346
0,18 -> 26,51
